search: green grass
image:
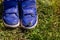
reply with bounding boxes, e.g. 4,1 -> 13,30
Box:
0,0 -> 60,40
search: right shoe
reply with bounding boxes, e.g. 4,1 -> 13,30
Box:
21,0 -> 38,29
3,0 -> 20,28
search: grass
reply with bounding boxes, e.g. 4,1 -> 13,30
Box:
0,0 -> 60,40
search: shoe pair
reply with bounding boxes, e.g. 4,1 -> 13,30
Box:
3,0 -> 38,29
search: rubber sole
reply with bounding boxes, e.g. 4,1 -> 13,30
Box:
3,21 -> 20,28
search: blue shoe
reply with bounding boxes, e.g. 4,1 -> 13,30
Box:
3,0 -> 20,28
21,0 -> 38,29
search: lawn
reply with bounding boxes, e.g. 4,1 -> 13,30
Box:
0,0 -> 60,40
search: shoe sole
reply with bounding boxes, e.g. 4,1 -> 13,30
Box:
3,20 -> 20,28
21,16 -> 38,29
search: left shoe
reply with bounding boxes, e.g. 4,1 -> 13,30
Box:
21,0 -> 38,29
3,0 -> 20,28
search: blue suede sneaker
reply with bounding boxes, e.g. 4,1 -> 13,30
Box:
21,0 -> 38,29
3,0 -> 20,28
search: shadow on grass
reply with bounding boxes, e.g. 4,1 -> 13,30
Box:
0,2 -> 5,30
0,2 -> 3,19
19,27 -> 29,33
